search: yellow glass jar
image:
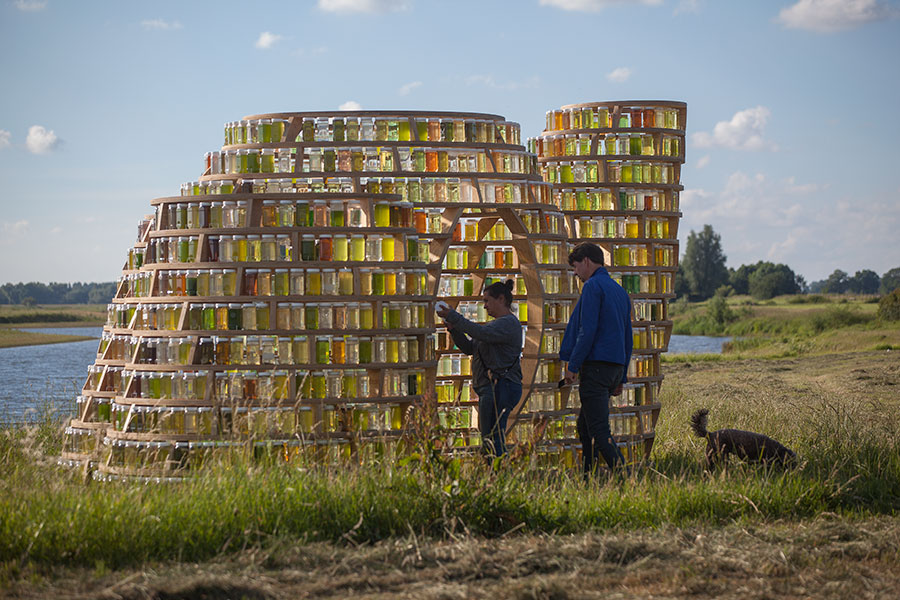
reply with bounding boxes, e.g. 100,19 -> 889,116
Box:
338,269 -> 354,295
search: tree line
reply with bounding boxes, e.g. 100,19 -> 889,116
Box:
0,282 -> 117,305
676,224 -> 900,301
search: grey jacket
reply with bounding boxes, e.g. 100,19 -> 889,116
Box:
445,311 -> 522,389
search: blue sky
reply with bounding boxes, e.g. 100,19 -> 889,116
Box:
1,0 -> 898,285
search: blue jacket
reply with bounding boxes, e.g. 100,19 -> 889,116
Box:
559,267 -> 633,382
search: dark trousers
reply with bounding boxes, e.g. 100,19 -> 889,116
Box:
577,361 -> 626,474
475,379 -> 522,457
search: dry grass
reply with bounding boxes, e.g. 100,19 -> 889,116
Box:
3,518 -> 900,599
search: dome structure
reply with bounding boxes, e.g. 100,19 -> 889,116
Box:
62,110 -> 573,477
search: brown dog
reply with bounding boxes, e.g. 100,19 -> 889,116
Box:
690,408 -> 797,467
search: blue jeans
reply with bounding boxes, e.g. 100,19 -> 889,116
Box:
577,361 -> 626,474
475,378 -> 522,457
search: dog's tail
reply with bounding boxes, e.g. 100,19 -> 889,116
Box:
690,408 -> 709,438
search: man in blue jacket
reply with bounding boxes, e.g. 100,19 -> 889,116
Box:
560,243 -> 633,476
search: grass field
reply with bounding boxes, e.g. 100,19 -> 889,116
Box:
2,300 -> 899,598
0,304 -> 107,329
0,304 -> 105,349
0,328 -> 97,349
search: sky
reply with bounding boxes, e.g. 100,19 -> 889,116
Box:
1,0 -> 898,285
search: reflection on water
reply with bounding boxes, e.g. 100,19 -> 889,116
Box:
667,334 -> 732,355
0,327 -> 102,424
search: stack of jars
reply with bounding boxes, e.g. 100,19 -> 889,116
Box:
529,101 -> 686,466
63,109 -> 587,476
212,111 -> 572,454
64,182 -> 437,477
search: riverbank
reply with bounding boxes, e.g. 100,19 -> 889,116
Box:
669,294 -> 900,359
2,348 -> 898,597
0,305 -> 105,348
0,328 -> 96,349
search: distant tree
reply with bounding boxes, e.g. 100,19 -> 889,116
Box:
682,225 -> 729,300
21,296 -> 36,307
87,283 -> 117,304
748,262 -> 803,300
0,282 -> 116,304
808,279 -> 825,294
673,263 -> 690,299
726,261 -> 803,299
881,267 -> 900,294
848,270 -> 881,295
821,269 -> 850,294
728,264 -> 755,296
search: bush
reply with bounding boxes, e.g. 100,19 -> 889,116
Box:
807,306 -> 873,333
707,294 -> 737,326
877,289 -> 900,321
787,294 -> 830,305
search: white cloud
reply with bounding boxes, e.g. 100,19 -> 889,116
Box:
679,175 -> 900,280
696,155 -> 710,169
539,0 -> 663,11
255,32 -> 283,49
50,226 -> 63,234
465,74 -> 540,91
777,0 -> 894,32
318,0 -> 410,13
682,172 -> 801,228
0,130 -> 10,150
692,106 -> 773,151
141,18 -> 183,30
14,0 -> 46,11
1,221 -> 30,245
784,176 -> 819,195
606,67 -> 632,83
25,125 -> 61,154
398,81 -> 422,96
339,100 -> 362,110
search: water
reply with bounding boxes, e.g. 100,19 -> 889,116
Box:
667,334 -> 732,355
0,327 -> 102,424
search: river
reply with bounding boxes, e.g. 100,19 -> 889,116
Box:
0,327 -> 102,424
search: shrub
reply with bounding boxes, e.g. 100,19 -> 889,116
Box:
808,305 -> 873,333
877,289 -> 900,321
787,294 -> 830,305
707,294 -> 737,326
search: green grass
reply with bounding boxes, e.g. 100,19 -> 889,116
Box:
0,304 -> 106,327
0,328 -> 96,349
2,384 -> 898,571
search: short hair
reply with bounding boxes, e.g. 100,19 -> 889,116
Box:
484,279 -> 514,307
568,242 -> 605,267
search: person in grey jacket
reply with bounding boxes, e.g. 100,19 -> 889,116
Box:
436,280 -> 523,457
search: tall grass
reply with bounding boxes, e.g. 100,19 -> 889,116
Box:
2,380 -> 899,571
673,304 -> 879,338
